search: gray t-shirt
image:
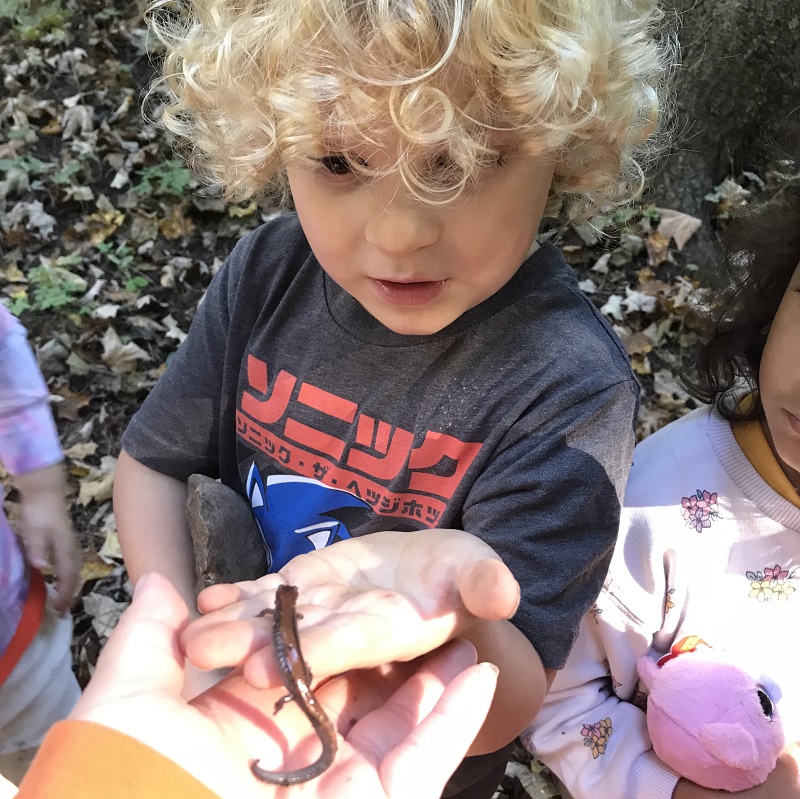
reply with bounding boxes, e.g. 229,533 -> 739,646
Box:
122,213 -> 638,669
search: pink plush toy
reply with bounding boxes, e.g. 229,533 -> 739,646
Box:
638,636 -> 784,792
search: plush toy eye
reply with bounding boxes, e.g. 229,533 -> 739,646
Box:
757,688 -> 774,719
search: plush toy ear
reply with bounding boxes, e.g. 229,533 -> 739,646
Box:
698,722 -> 758,769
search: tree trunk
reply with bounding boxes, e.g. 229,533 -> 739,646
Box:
646,0 -> 800,265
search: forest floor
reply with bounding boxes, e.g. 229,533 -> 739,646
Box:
0,0 -> 783,794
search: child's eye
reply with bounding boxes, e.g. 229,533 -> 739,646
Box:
318,155 -> 351,175
316,154 -> 367,176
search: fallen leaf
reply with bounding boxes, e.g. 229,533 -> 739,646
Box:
158,205 -> 195,239
83,591 -> 127,638
93,303 -> 121,319
79,549 -> 116,586
623,331 -> 653,356
638,280 -> 672,297
77,455 -> 117,506
591,252 -> 611,274
623,286 -> 657,314
600,294 -> 625,321
101,327 -> 150,373
655,208 -> 703,250
644,230 -> 672,268
86,196 -> 124,245
228,200 -> 257,218
52,385 -> 92,421
63,441 -> 98,459
98,531 -> 122,561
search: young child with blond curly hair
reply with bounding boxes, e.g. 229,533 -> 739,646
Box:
114,2 -> 673,796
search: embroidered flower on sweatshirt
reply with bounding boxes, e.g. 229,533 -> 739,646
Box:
581,718 -> 613,758
680,489 -> 720,532
747,564 -> 796,602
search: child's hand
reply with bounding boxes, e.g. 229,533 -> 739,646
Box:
14,462 -> 80,614
182,529 -> 519,688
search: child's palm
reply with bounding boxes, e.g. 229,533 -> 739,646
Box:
182,529 -> 519,687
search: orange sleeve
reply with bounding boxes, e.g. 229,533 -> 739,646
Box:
16,720 -> 222,799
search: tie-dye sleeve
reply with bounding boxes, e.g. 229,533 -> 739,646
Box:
0,306 -> 63,476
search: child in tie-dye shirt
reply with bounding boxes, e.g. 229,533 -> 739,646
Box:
0,304 -> 80,785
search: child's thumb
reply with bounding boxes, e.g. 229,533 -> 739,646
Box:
458,558 -> 520,621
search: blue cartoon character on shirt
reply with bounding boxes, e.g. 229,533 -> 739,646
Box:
245,462 -> 371,572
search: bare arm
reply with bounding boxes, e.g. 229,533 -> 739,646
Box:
114,449 -> 197,614
672,747 -> 800,799
461,617 -> 553,755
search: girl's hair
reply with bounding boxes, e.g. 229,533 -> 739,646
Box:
146,0 -> 674,217
682,127 -> 800,421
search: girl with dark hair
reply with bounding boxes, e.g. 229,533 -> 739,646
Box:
523,143 -> 800,799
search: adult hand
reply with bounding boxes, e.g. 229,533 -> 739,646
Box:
182,529 -> 520,688
73,571 -> 499,799
15,462 -> 80,614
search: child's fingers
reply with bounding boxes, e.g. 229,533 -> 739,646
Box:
458,558 -> 520,621
242,605 -> 457,688
181,602 -> 277,673
196,576 -> 282,614
19,526 -> 48,572
51,530 -> 81,614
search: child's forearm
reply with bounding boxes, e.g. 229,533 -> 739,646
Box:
461,618 -> 551,755
114,450 -> 198,614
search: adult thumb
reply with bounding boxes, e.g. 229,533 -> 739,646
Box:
74,572 -> 190,714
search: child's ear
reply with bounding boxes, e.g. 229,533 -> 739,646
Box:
637,655 -> 658,690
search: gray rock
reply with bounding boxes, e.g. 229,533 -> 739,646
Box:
186,474 -> 267,588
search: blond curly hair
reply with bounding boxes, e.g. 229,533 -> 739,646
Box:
147,0 -> 674,218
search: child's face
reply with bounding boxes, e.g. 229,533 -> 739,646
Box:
285,139 -> 554,336
759,262 -> 800,484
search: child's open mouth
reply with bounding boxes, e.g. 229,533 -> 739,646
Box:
371,279 -> 446,306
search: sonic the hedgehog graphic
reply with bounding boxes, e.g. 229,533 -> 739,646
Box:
245,462 -> 371,571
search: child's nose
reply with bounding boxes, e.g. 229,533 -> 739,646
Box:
364,206 -> 440,257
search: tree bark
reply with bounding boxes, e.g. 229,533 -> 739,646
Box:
646,0 -> 800,265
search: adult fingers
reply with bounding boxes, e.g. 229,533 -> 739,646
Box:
379,660 -> 499,799
344,639 -> 479,763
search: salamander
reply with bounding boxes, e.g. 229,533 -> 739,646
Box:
250,584 -> 338,785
